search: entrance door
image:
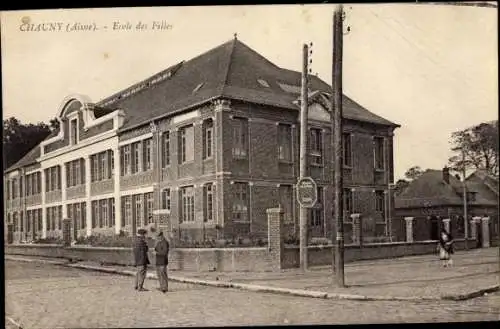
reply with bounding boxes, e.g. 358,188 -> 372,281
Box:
476,221 -> 483,248
430,216 -> 439,240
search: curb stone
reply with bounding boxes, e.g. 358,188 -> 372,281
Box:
441,286 -> 500,301
6,256 -> 499,302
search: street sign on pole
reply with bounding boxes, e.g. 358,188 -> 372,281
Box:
297,177 -> 318,208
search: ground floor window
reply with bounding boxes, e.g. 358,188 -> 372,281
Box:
232,183 -> 249,222
203,183 -> 214,222
180,186 -> 195,223
122,196 -> 132,226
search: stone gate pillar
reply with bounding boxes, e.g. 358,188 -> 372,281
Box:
481,217 -> 490,248
404,217 -> 414,243
471,216 -> 481,240
267,207 -> 284,271
442,218 -> 451,234
351,213 -> 361,245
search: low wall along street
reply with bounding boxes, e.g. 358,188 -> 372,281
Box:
4,239 -> 478,272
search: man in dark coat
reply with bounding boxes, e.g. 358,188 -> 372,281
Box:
154,231 -> 170,293
133,228 -> 150,291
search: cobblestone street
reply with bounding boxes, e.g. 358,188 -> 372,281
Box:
5,260 -> 500,328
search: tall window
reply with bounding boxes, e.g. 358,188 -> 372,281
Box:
203,183 -> 214,222
58,206 -> 62,229
180,186 -> 195,222
70,119 -> 78,145
162,131 -> 170,167
131,142 -> 141,174
20,212 -> 24,232
120,145 -> 131,176
25,172 -> 41,196
13,212 -> 18,232
134,194 -> 143,227
374,137 -> 385,170
232,183 -> 248,222
109,198 -> 115,226
179,125 -> 194,163
67,159 -> 84,187
123,196 -> 132,226
100,199 -> 108,227
75,203 -> 81,230
279,185 -> 293,223
67,204 -> 73,222
311,187 -> 323,228
232,118 -> 248,158
91,151 -> 111,181
45,166 -> 60,192
81,202 -> 86,229
145,192 -> 154,224
92,201 -> 99,228
12,178 -> 18,198
110,150 -> 114,176
143,138 -> 153,171
162,189 -> 171,211
73,159 -> 80,185
343,188 -> 353,217
310,128 -> 323,165
203,119 -> 214,159
278,124 -> 292,162
99,152 -> 107,180
91,155 -> 99,182
26,175 -> 31,196
343,133 -> 352,167
375,190 -> 385,213
27,211 -> 32,232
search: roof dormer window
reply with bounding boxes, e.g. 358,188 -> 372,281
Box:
70,118 -> 78,145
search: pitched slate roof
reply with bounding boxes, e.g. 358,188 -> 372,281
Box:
96,38 -> 399,131
5,38 -> 400,174
5,145 -> 41,173
395,169 -> 498,209
466,170 -> 499,196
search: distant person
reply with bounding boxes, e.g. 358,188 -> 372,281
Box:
437,229 -> 454,267
133,228 -> 150,291
154,231 -> 170,293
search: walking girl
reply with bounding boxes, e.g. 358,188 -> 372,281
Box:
437,229 -> 454,267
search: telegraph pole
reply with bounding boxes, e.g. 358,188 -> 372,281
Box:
332,4 -> 345,287
462,148 -> 468,250
299,43 -> 309,271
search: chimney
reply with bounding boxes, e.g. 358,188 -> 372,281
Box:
442,166 -> 450,184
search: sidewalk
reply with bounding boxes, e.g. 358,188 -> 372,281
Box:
6,247 -> 500,301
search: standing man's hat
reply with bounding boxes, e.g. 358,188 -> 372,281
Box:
137,228 -> 147,235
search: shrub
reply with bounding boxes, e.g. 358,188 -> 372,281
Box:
33,237 -> 64,245
74,233 -> 134,248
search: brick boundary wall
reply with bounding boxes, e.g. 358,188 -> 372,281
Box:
5,238 -> 481,272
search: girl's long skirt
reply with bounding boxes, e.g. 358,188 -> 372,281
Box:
439,247 -> 450,260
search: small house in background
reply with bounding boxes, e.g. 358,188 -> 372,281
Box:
394,167 -> 498,243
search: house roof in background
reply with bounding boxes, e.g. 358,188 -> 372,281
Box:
395,169 -> 498,209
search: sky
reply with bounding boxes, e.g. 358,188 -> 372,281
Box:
1,4 -> 498,180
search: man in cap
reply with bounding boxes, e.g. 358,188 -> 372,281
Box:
133,228 -> 150,291
154,231 -> 170,293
